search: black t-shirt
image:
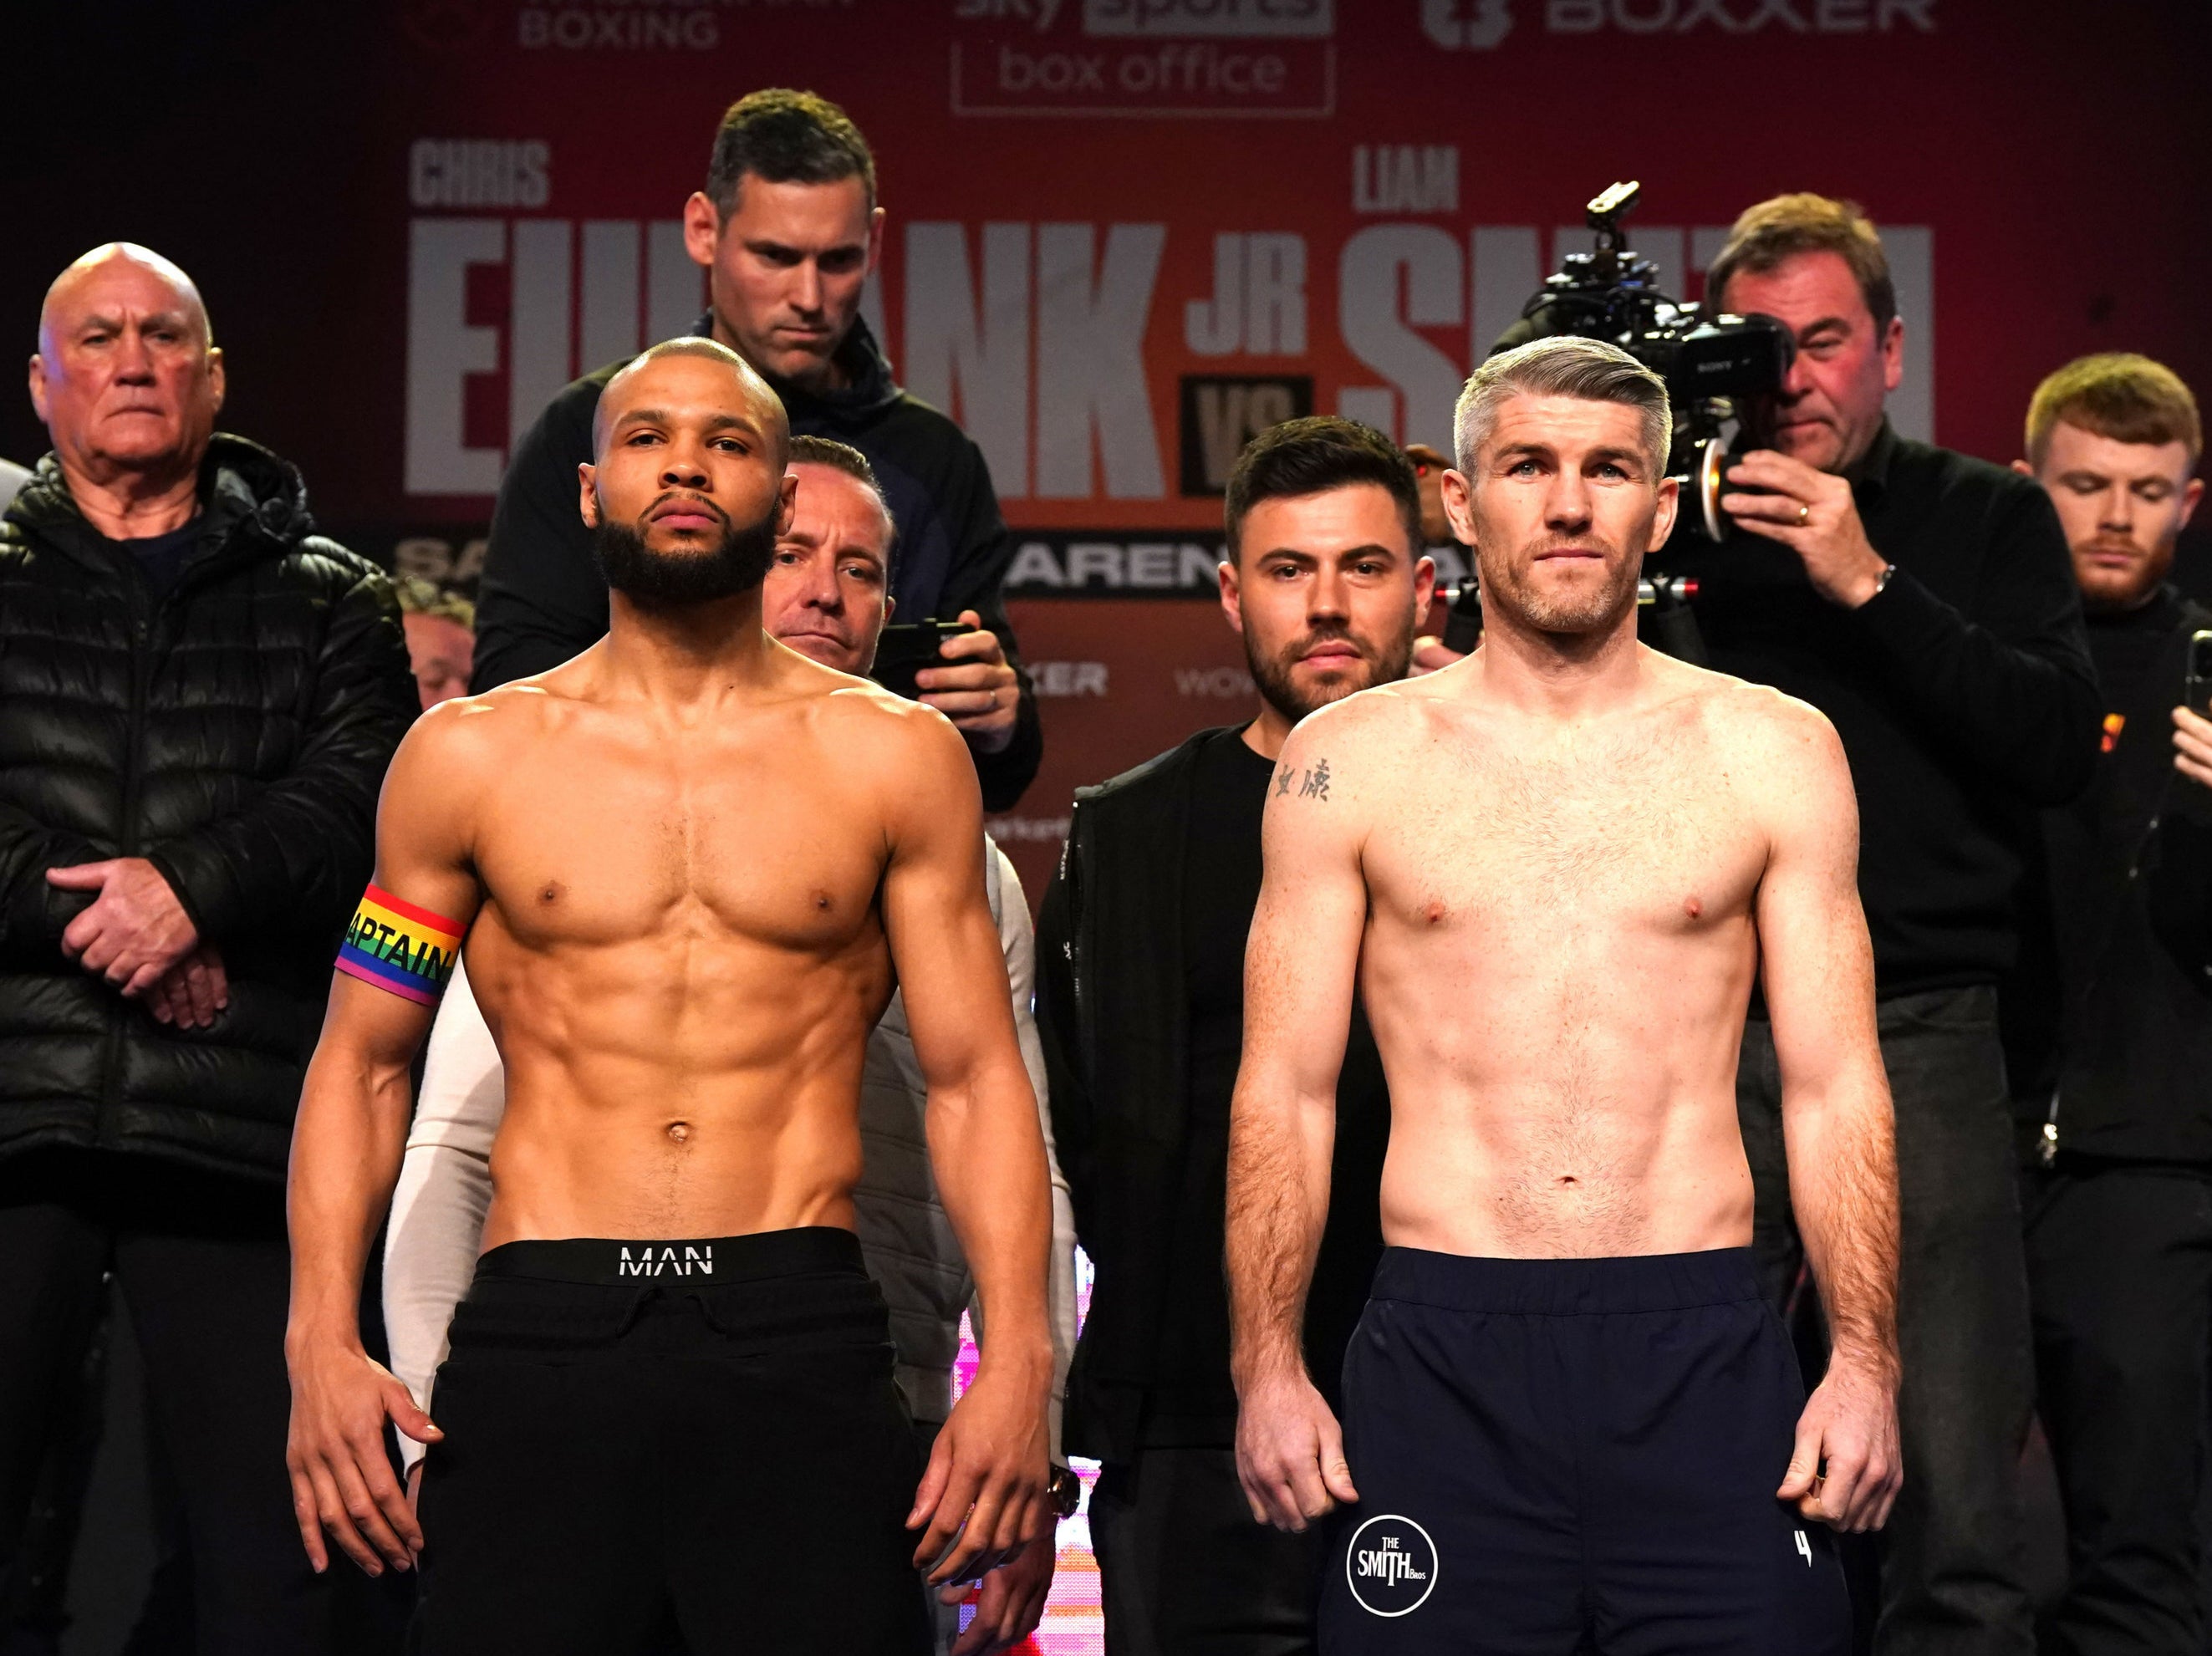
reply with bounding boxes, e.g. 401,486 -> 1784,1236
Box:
106,519 -> 201,599
1144,725 -> 1391,1446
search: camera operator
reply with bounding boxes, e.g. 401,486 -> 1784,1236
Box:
1665,193 -> 2099,1655
2003,354 -> 2211,1654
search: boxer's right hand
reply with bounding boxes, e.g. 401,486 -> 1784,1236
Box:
284,1338 -> 441,1576
1235,1369 -> 1358,1532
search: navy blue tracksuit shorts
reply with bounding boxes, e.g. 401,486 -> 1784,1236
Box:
1319,1246 -> 1851,1654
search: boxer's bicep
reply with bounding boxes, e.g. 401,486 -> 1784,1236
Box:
878,708 -> 1027,1091
1242,721 -> 1369,1108
1751,701 -> 1878,1099
324,706 -> 493,1067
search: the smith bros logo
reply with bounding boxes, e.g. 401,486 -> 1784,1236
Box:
618,1245 -> 715,1277
1355,1537 -> 1430,1586
1346,1513 -> 1440,1617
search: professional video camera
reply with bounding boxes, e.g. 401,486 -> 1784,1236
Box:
1507,181 -> 1794,543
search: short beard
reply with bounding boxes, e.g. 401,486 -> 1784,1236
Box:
1246,622 -> 1412,726
1481,534 -> 1641,636
593,499 -> 777,609
2072,535 -> 2173,613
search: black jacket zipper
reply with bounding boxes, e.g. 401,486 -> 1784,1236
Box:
96,581 -> 156,1138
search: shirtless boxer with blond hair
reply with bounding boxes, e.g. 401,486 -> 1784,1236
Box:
1226,336 -> 1901,1653
283,339 -> 1053,1655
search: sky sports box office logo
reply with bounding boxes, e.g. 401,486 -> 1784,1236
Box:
952,0 -> 1336,116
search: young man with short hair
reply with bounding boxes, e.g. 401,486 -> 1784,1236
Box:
472,89 -> 1039,808
1037,417 -> 1432,1654
2007,354 -> 2212,1654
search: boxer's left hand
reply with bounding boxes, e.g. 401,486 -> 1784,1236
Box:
909,1353 -> 1049,1586
2174,705 -> 2212,788
916,609 -> 1019,754
1720,450 -> 1890,609
945,1529 -> 1056,1655
1778,1351 -> 1900,1533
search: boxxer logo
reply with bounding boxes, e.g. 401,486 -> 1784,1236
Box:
618,1245 -> 715,1277
1347,1515 -> 1440,1616
1424,0 -> 1514,48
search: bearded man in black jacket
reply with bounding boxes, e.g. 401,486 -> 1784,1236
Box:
2005,354 -> 2212,1656
1039,419 -> 1430,1656
472,88 -> 1041,810
0,244 -> 416,1651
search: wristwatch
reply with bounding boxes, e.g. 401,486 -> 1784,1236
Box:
1047,1464 -> 1082,1521
1873,562 -> 1897,595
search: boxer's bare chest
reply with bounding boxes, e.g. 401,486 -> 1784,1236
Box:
1362,694 -> 1769,960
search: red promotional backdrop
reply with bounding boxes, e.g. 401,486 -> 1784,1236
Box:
4,4 -> 2208,1644
8,0 -> 2212,903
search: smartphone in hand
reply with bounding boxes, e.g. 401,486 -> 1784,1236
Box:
872,619 -> 979,703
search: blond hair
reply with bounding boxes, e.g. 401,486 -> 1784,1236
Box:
2025,353 -> 2200,468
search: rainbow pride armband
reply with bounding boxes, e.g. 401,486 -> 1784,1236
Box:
335,885 -> 464,1006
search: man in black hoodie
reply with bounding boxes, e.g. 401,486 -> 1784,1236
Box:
0,245 -> 416,1648
471,88 -> 1041,810
2006,354 -> 2212,1655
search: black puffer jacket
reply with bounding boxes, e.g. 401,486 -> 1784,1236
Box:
0,436 -> 415,1182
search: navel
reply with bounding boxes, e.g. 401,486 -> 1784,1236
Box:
666,1121 -> 691,1144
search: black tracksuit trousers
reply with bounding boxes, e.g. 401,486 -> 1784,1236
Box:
0,1149 -> 359,1655
2021,1159 -> 2212,1655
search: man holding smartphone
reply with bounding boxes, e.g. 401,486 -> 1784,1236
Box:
2005,353 -> 2212,1653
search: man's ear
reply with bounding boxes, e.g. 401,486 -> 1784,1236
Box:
27,354 -> 48,425
1880,315 -> 1905,395
775,471 -> 798,537
682,191 -> 720,271
1440,467 -> 1481,548
865,206 -> 886,278
2182,475 -> 2204,532
1218,556 -> 1245,637
1412,554 -> 1438,622
1649,476 -> 1680,552
578,463 -> 600,529
205,346 -> 226,414
2010,458 -> 2035,479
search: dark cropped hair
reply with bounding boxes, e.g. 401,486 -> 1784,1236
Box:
788,434 -> 899,575
1224,416 -> 1422,562
789,434 -> 884,501
706,89 -> 876,220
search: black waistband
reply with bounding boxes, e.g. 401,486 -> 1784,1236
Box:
474,1225 -> 864,1287
1369,1246 -> 1761,1316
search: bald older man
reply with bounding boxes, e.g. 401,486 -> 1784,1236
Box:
283,339 -> 1055,1655
0,245 -> 415,1649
